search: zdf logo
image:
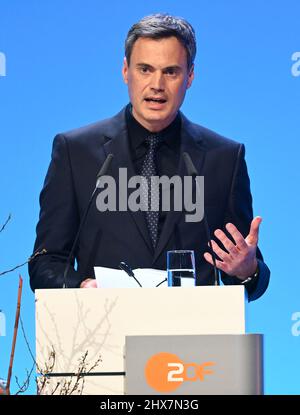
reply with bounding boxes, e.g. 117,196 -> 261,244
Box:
144,352 -> 215,393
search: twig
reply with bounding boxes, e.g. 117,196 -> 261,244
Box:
66,351 -> 89,395
36,346 -> 56,395
0,214 -> 11,234
11,314 -> 38,394
19,314 -> 36,365
37,348 -> 102,395
5,276 -> 23,395
15,363 -> 35,395
0,249 -> 47,277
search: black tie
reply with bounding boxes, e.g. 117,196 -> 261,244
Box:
141,134 -> 160,248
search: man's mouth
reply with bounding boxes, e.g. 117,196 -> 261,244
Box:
144,97 -> 167,104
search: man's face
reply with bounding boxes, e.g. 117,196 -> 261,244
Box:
122,36 -> 194,132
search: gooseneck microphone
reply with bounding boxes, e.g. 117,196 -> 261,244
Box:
119,261 -> 142,287
119,261 -> 167,288
182,152 -> 220,286
63,153 -> 114,288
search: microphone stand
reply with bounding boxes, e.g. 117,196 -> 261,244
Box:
182,152 -> 220,286
63,153 -> 114,288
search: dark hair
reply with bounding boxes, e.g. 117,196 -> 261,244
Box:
125,13 -> 196,69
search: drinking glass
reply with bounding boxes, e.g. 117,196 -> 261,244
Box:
167,250 -> 196,287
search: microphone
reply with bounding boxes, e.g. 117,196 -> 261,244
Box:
119,261 -> 142,287
119,261 -> 167,287
182,152 -> 220,286
63,153 -> 114,288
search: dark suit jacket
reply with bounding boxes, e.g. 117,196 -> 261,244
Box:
29,107 -> 270,301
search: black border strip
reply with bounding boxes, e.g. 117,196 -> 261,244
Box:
41,372 -> 126,377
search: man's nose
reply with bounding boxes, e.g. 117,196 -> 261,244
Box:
150,71 -> 165,91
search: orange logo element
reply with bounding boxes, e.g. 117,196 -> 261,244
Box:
144,352 -> 215,393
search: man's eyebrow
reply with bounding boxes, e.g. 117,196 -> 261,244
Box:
163,65 -> 182,71
135,63 -> 182,71
136,63 -> 153,68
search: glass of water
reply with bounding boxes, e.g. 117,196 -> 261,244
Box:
167,250 -> 196,287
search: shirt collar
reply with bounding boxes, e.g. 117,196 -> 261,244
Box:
125,104 -> 181,153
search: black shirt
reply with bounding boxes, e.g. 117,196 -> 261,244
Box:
125,104 -> 181,244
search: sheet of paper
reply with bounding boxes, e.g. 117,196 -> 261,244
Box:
94,267 -> 167,288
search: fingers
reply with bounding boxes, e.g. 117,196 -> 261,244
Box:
214,217 -> 262,250
204,218 -> 262,277
80,278 -> 97,288
203,252 -> 229,273
206,238 -> 238,273
214,228 -> 242,256
247,216 -> 262,245
210,240 -> 230,261
224,223 -> 248,250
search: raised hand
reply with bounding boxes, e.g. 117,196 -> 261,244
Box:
204,216 -> 262,280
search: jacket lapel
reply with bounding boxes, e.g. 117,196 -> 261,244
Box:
102,108 -> 153,253
153,114 -> 207,263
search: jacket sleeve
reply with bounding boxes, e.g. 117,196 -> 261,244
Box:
28,134 -> 84,290
220,144 -> 270,301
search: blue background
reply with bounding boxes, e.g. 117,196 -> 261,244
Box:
0,0 -> 299,394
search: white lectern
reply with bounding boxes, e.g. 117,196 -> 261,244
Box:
35,286 -> 260,394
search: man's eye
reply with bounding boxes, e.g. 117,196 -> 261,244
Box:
140,67 -> 150,73
165,69 -> 177,76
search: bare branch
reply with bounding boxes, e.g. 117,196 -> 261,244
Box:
0,214 -> 11,234
19,314 -> 36,365
15,363 -> 35,395
9,315 -> 38,395
36,346 -> 56,395
0,249 -> 47,277
37,348 -> 102,395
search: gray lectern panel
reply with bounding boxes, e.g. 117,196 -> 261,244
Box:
125,334 -> 263,395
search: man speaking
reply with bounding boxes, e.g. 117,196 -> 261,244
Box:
29,14 -> 270,301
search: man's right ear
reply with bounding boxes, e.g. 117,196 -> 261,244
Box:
122,57 -> 129,84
